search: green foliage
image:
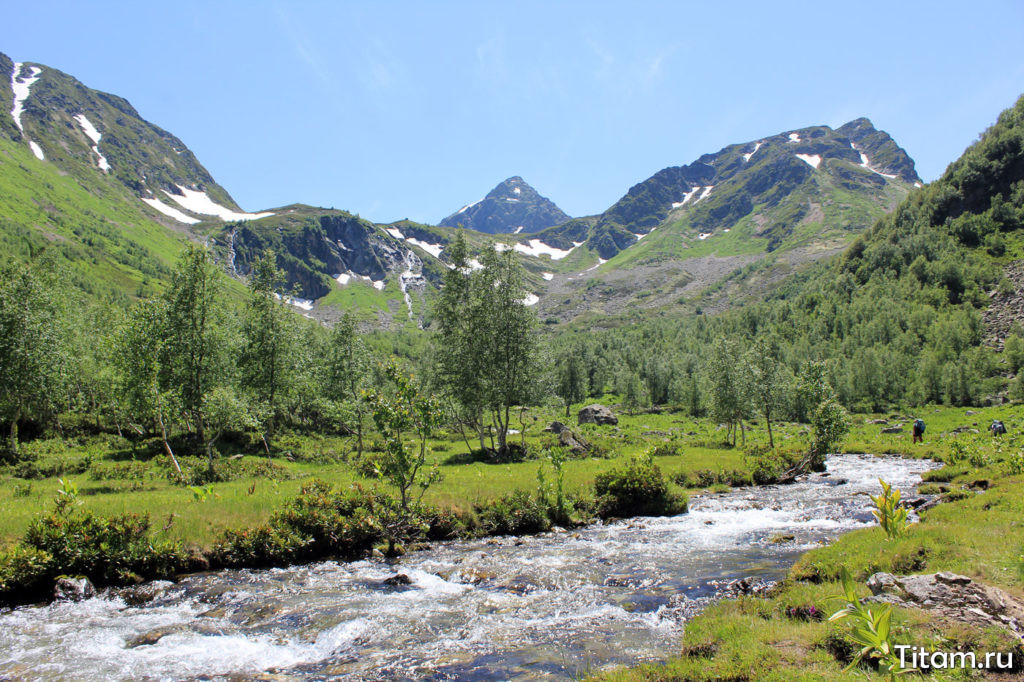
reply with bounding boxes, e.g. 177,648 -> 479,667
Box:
827,567 -> 908,679
811,398 -> 850,464
870,479 -> 910,540
17,480 -> 187,591
239,250 -> 296,437
474,489 -> 552,536
593,455 -> 687,519
433,235 -> 542,454
0,256 -> 72,458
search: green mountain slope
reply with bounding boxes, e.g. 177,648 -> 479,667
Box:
528,119 -> 920,322
556,92 -> 1024,411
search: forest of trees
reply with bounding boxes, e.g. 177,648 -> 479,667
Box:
0,97 -> 1022,469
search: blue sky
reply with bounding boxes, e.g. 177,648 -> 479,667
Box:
3,2 -> 1023,224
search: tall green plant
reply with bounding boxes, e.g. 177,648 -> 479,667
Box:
871,479 -> 909,540
828,567 -> 908,679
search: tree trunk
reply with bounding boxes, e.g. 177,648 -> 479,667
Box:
158,412 -> 182,477
8,408 -> 20,457
565,402 -> 570,419
766,411 -> 774,449
355,406 -> 364,458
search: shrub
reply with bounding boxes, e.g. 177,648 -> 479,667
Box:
594,456 -> 688,519
273,481 -> 385,559
214,524 -> 308,568
474,490 -> 552,536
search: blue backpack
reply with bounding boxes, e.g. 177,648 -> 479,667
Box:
913,419 -> 925,433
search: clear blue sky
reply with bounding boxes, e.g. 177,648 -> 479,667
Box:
3,2 -> 1023,224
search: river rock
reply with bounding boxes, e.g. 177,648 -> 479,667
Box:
54,577 -> 95,602
382,573 -> 413,586
113,581 -> 174,606
865,572 -> 1024,636
578,404 -> 618,426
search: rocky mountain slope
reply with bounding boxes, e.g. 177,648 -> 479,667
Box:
0,48 -> 927,330
439,176 -> 570,234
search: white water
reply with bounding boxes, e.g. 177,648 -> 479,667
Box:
0,455 -> 932,681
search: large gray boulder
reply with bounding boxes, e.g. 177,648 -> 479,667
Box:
578,404 -> 618,426
544,421 -> 590,455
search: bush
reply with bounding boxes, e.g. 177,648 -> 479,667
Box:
214,524 -> 308,568
594,457 -> 688,519
474,490 -> 552,536
273,481 -> 386,559
23,509 -> 187,586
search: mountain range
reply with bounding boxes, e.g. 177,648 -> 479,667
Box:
0,49 -> 923,328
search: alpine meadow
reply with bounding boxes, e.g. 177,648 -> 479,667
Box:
1,6 -> 1024,680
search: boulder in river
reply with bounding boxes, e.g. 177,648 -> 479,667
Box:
382,573 -> 413,587
578,404 -> 618,426
54,577 -> 94,602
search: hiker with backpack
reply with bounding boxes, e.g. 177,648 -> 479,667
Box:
990,419 -> 1007,436
912,418 -> 925,444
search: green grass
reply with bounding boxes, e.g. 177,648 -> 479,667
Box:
0,400 -> 814,549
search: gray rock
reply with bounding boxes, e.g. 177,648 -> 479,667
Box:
54,577 -> 95,602
865,571 -> 1024,636
880,426 -> 904,434
578,404 -> 618,426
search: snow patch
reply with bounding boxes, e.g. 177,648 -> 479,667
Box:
494,243 -> 513,253
513,186 -> 521,195
10,63 -> 42,133
335,273 -> 352,285
542,272 -> 554,281
514,226 -> 524,234
513,239 -> 579,260
456,199 -> 482,215
141,198 -> 200,224
466,258 -> 484,271
385,227 -> 404,239
698,232 -> 711,240
788,132 -> 801,143
505,197 -> 519,202
585,258 -> 608,272
694,186 -> 714,204
73,114 -> 110,172
742,141 -> 763,162
164,185 -> 274,221
914,182 -> 922,188
522,293 -> 539,306
372,280 -> 386,291
274,293 -> 314,311
851,142 -> 898,179
405,237 -> 444,259
671,186 -> 701,209
795,153 -> 821,169
28,141 -> 44,160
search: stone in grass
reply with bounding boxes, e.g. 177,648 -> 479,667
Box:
578,404 -> 618,426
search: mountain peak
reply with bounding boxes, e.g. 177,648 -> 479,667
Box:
440,177 -> 570,234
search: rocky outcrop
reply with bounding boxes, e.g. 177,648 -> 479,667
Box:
983,260 -> 1024,350
578,404 -> 618,426
545,421 -> 590,455
866,572 -> 1024,638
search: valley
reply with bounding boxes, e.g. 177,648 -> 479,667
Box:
1,24 -> 1024,682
